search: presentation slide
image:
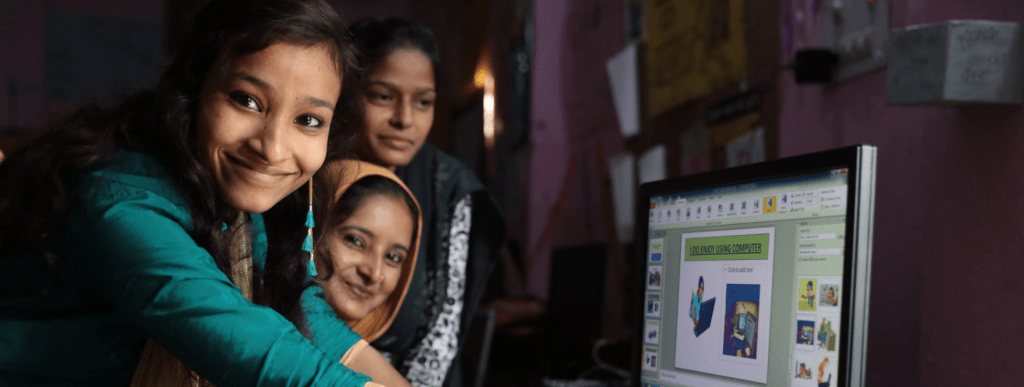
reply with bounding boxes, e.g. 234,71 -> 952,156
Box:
645,320 -> 661,345
674,227 -> 775,384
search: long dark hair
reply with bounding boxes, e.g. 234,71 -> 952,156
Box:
349,16 -> 440,84
0,0 -> 360,321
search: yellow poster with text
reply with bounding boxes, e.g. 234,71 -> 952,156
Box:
644,0 -> 748,118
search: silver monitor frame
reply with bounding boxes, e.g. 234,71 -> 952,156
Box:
632,144 -> 877,387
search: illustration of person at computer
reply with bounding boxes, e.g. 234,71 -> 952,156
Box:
822,286 -> 838,307
722,284 -> 760,358
689,276 -> 717,337
796,320 -> 815,346
727,324 -> 753,358
649,269 -> 661,287
796,362 -> 812,379
690,276 -> 704,326
818,357 -> 832,387
800,279 -> 816,310
817,318 -> 829,349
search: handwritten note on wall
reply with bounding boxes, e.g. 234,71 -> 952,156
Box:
886,20 -> 1023,104
946,22 -> 1023,103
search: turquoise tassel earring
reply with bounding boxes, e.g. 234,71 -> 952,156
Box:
304,179 -> 318,276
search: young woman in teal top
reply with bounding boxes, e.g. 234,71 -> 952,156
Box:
0,0 -> 399,385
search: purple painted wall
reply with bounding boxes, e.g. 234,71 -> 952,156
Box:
780,1 -> 1024,386
525,0 -> 570,298
526,0 -> 626,299
531,0 -> 1024,385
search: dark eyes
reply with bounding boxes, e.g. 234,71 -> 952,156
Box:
384,251 -> 404,264
294,115 -> 325,129
343,234 -> 364,248
415,98 -> 434,109
366,90 -> 434,111
369,92 -> 392,102
365,90 -> 394,105
230,92 -> 325,129
231,93 -> 262,112
344,233 -> 404,264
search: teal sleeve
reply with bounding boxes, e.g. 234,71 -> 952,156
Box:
302,285 -> 363,361
70,180 -> 371,387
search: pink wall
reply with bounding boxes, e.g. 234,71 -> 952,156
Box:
525,0 -> 570,298
780,1 -> 1024,385
531,0 -> 1024,384
526,0 -> 626,299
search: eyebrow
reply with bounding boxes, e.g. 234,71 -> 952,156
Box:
237,73 -> 274,93
339,225 -> 375,239
368,80 -> 435,94
234,72 -> 336,110
305,96 -> 336,110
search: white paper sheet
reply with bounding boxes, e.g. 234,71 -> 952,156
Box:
609,153 -> 636,243
639,144 -> 667,184
606,42 -> 641,138
725,126 -> 766,168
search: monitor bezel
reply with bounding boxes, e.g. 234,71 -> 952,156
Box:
631,144 -> 876,387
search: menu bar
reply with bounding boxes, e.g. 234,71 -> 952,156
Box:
648,185 -> 847,227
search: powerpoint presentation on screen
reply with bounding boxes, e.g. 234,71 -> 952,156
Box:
674,228 -> 775,385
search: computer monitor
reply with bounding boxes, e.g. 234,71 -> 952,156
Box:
633,145 -> 876,387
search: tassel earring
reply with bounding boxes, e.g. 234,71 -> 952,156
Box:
303,178 -> 318,276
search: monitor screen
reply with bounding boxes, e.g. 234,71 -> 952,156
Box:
633,145 -> 876,387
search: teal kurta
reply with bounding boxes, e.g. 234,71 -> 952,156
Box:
0,151 -> 367,386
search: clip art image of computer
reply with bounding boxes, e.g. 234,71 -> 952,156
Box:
694,297 -> 716,337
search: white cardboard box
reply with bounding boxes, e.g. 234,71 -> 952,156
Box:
886,20 -> 1023,105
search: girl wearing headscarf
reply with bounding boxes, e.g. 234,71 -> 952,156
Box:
304,159 -> 424,387
347,17 -> 506,387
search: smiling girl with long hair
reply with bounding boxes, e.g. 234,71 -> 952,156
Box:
0,1 -> 387,385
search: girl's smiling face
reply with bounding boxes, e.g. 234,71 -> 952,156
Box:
196,42 -> 342,213
320,194 -> 414,322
